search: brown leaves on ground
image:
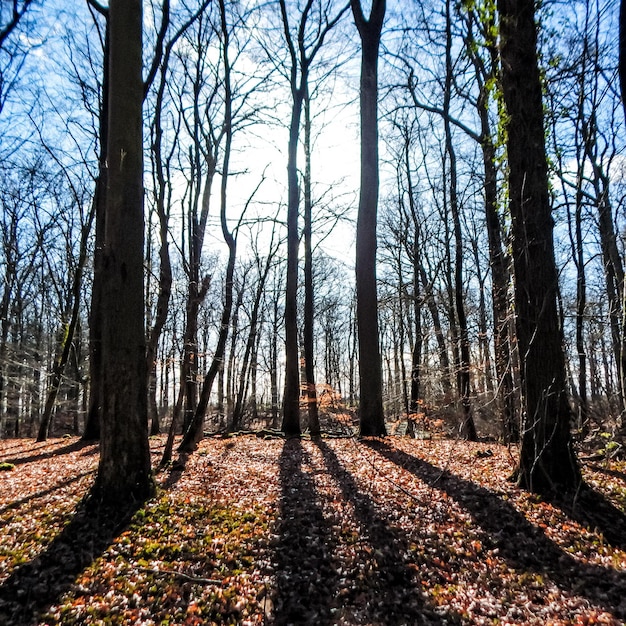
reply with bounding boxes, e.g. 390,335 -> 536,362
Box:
1,434 -> 625,625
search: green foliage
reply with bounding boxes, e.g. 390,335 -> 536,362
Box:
599,431 -> 623,459
0,462 -> 15,471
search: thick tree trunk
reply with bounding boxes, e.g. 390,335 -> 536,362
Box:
351,0 -> 386,437
92,0 -> 153,505
498,0 -> 580,492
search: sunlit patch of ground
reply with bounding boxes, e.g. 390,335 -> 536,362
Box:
0,434 -> 625,624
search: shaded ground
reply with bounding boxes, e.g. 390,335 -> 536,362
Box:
0,434 -> 625,624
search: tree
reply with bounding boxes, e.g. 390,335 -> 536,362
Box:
91,0 -> 153,504
443,0 -> 477,441
278,0 -> 349,437
174,0 -> 238,455
405,1 -> 516,441
619,0 -> 626,125
145,0 -> 211,438
231,226 -> 279,431
351,0 -> 386,437
302,87 -> 320,435
82,0 -> 109,442
498,0 -> 580,492
37,185 -> 95,442
0,0 -> 35,117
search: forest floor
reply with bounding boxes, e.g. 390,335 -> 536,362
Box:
0,434 -> 625,625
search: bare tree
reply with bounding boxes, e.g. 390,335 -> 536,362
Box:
443,0 -> 476,440
82,0 -> 109,441
278,0 -> 349,437
351,0 -> 386,437
619,0 -> 626,125
498,0 -> 580,492
0,0 -> 36,116
92,0 -> 154,504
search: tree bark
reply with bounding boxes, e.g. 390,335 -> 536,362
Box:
351,0 -> 386,437
444,0 -> 477,441
498,0 -> 580,492
303,89 -> 320,435
92,0 -> 153,505
282,77 -> 304,436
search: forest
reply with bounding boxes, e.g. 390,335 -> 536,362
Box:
1,0 -> 626,623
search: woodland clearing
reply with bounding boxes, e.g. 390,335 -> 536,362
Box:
0,434 -> 625,625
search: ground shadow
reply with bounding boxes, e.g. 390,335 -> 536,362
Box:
548,483 -> 626,550
272,437 -> 338,625
365,440 -> 626,620
0,495 -> 143,625
1,439 -> 98,466
0,470 -> 95,516
586,463 -> 626,483
0,440 -> 30,453
314,438 -> 454,625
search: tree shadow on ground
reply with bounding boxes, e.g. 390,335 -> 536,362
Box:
0,440 -> 31,453
0,470 -> 95,516
365,440 -> 626,620
0,496 -> 142,625
548,483 -> 626,550
1,439 -> 98,466
272,437 -> 339,625
585,463 -> 626,483
313,438 -> 455,625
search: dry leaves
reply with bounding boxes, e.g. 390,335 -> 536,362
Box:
0,434 -> 625,624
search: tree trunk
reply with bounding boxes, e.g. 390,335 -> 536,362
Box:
83,14 -> 109,443
270,288 -> 280,428
303,89 -> 320,435
419,264 -> 452,396
619,0 -> 626,125
444,0 -> 477,441
483,135 -> 516,442
177,0 -> 235,452
278,0 -> 348,436
582,117 -> 626,415
351,0 -> 386,437
498,0 -> 580,492
282,82 -> 304,436
92,0 -> 153,505
232,254 -> 274,430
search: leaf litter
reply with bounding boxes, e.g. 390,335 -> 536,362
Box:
0,434 -> 625,624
